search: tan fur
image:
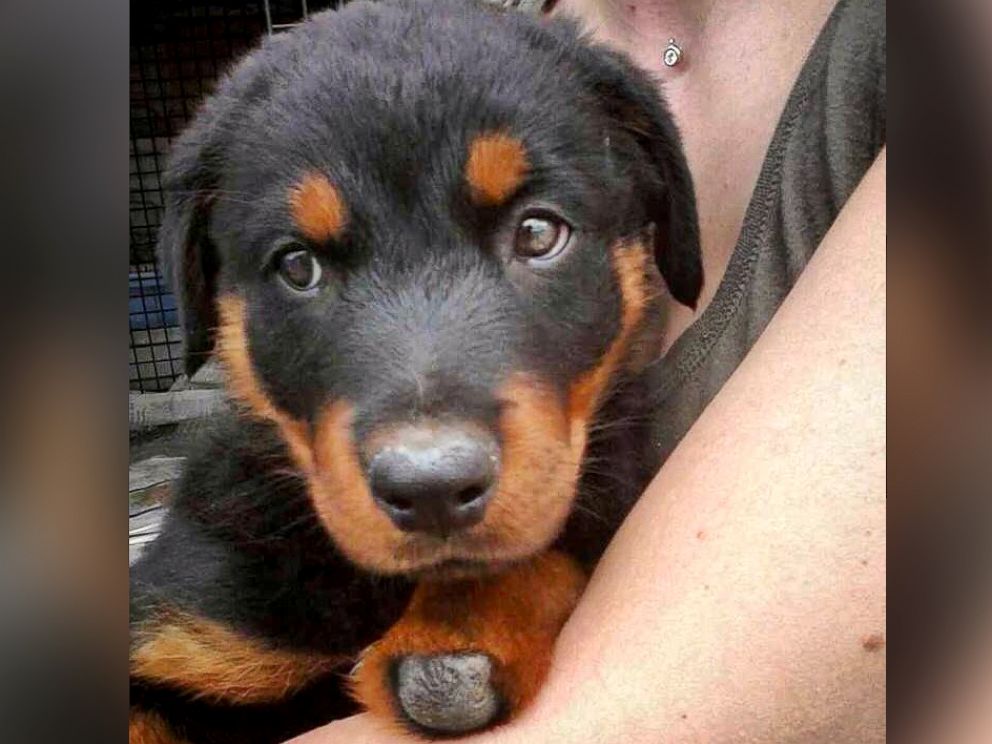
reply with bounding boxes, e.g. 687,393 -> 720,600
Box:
214,298 -> 407,571
567,240 -> 651,456
131,611 -> 342,704
288,171 -> 348,242
485,373 -> 579,555
465,132 -> 529,206
309,401 -> 401,569
216,294 -> 315,474
351,551 -> 586,721
129,710 -> 189,744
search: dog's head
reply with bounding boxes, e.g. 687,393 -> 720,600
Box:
160,0 -> 701,576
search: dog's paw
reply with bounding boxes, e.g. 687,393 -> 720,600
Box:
350,553 -> 586,737
352,646 -> 506,737
392,652 -> 503,734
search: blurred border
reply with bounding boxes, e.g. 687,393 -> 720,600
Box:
0,0 -> 126,741
890,1 -> 992,742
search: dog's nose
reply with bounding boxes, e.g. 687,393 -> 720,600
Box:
367,424 -> 497,535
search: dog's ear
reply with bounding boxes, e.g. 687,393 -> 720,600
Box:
157,59 -> 266,375
158,141 -> 219,376
571,41 -> 704,308
157,89 -> 233,376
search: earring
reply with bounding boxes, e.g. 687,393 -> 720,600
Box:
663,38 -> 683,68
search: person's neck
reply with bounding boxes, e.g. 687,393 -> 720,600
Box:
553,0 -> 729,80
555,0 -> 720,54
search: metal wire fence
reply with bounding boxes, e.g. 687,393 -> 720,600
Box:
129,1 -> 337,391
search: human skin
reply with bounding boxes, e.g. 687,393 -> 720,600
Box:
293,1 -> 886,740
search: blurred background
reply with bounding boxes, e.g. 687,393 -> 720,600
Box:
889,2 -> 992,742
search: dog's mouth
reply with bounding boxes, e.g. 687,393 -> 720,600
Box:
387,530 -> 549,579
409,557 -> 514,581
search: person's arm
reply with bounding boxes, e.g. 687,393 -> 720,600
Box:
294,148 -> 886,744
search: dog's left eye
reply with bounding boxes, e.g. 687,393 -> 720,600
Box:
513,213 -> 571,262
276,247 -> 323,292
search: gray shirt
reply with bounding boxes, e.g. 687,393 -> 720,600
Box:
646,0 -> 887,463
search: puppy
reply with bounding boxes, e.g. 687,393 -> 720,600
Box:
129,0 -> 701,741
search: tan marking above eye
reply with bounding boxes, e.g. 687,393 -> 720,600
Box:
465,132 -> 530,206
288,171 -> 348,242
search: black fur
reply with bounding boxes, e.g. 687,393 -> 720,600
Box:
132,1 -> 701,741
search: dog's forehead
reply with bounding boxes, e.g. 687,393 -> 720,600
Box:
210,4 -> 619,253
229,10 -> 593,191
267,76 -> 567,183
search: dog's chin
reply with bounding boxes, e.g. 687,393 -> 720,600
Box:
384,526 -> 567,580
408,557 -> 517,582
347,538 -> 550,580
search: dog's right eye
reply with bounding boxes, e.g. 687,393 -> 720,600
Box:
512,212 -> 572,263
276,246 -> 323,292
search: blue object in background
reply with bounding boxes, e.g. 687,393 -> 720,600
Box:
129,268 -> 178,331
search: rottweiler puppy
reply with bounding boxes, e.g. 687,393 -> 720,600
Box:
129,0 -> 702,741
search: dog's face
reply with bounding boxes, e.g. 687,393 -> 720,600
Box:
161,0 -> 701,576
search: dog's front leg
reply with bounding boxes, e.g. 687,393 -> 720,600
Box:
350,550 -> 585,736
